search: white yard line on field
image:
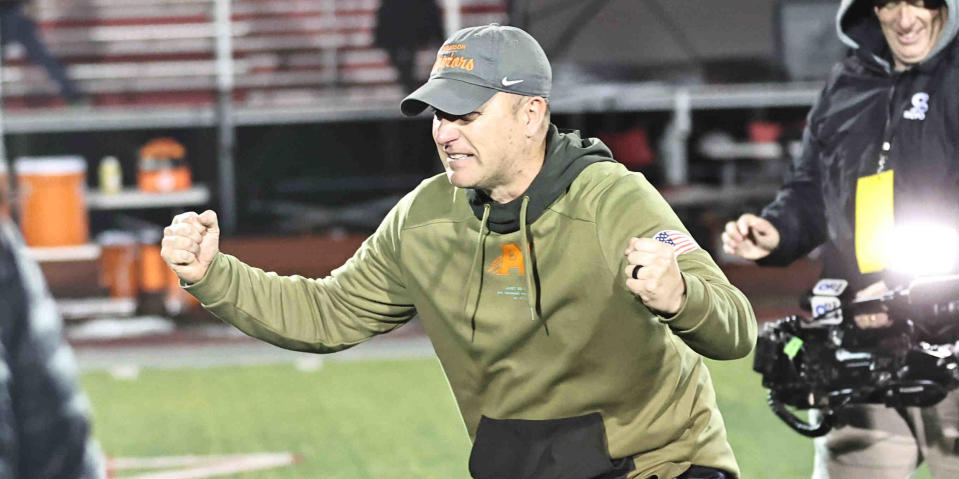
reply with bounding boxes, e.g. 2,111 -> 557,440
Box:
109,453 -> 297,479
75,333 -> 436,372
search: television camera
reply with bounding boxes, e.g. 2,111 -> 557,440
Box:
754,274 -> 959,437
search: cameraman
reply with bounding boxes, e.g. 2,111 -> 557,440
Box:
723,0 -> 959,477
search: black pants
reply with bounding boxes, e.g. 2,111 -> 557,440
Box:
675,465 -> 730,479
604,464 -> 730,479
385,46 -> 417,94
1,6 -> 80,101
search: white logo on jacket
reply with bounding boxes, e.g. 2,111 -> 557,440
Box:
903,92 -> 929,120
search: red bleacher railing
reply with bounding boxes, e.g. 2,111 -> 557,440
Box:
2,0 -> 506,110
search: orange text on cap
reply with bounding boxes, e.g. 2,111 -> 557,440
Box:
431,52 -> 475,74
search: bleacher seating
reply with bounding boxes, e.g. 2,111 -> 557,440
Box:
1,0 -> 507,110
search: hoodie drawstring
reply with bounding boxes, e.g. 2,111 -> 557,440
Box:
519,196 -> 540,324
464,204 -> 490,341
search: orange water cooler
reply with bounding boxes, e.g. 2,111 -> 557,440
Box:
97,230 -> 139,299
136,228 -> 167,315
0,159 -> 9,220
14,156 -> 89,247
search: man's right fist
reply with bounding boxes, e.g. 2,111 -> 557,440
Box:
161,210 -> 220,284
721,213 -> 781,261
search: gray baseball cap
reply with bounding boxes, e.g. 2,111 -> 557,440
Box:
400,24 -> 551,117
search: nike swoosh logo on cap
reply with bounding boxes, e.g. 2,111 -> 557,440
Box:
501,77 -> 524,87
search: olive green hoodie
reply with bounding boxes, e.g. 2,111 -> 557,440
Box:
186,126 -> 757,479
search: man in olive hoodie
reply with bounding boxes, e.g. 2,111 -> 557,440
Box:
162,24 -> 756,479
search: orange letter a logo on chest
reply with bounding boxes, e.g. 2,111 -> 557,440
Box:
488,243 -> 524,276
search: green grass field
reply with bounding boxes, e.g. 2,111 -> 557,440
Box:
81,355 -> 931,478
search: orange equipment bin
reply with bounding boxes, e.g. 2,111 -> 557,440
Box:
138,228 -> 167,294
138,137 -> 192,193
97,231 -> 139,299
15,156 -> 89,247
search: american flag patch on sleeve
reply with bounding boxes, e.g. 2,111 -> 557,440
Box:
653,230 -> 700,255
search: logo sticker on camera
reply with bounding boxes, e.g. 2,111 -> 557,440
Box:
810,296 -> 843,325
812,278 -> 848,296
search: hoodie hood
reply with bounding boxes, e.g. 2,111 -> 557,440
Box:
837,0 -> 959,72
466,124 -> 615,234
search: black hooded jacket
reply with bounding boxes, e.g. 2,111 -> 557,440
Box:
759,0 -> 959,293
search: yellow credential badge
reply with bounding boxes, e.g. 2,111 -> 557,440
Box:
855,170 -> 894,273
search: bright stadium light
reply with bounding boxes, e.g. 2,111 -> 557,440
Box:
884,223 -> 959,277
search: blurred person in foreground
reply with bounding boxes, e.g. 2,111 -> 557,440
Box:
0,176 -> 103,477
723,0 -> 959,477
163,24 -> 756,479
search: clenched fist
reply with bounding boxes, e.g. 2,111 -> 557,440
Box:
721,213 -> 780,261
624,237 -> 686,315
161,210 -> 220,284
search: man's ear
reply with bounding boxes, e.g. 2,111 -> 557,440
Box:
523,96 -> 548,138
